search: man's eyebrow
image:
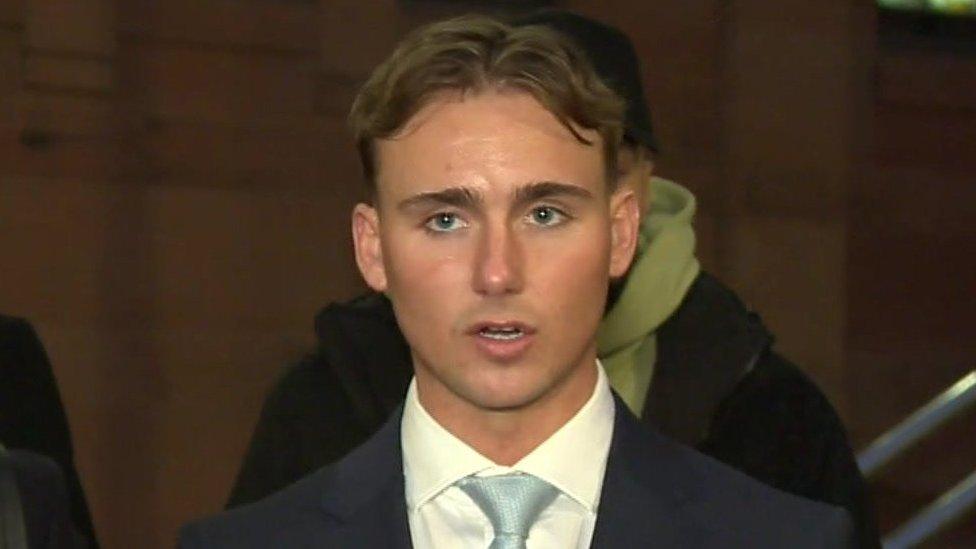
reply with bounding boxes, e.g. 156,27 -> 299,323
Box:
513,181 -> 594,205
397,187 -> 483,211
396,181 -> 592,212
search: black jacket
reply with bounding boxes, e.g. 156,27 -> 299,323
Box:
190,396 -> 855,549
0,316 -> 97,548
227,272 -> 879,548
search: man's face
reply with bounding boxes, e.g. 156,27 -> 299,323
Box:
352,91 -> 638,415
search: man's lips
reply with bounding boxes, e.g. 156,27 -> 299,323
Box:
465,320 -> 537,337
466,320 -> 537,362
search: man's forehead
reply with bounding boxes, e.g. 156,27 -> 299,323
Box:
387,90 -> 598,150
373,91 -> 604,196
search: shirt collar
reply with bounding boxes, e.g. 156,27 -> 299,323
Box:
401,378 -> 495,511
515,362 -> 614,511
401,361 -> 615,513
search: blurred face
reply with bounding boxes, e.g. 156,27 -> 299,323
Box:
616,143 -> 654,218
352,91 -> 638,416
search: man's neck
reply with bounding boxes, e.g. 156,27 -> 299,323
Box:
415,360 -> 599,466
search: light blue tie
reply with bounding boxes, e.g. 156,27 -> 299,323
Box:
456,473 -> 560,549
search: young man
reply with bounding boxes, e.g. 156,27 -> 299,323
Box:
227,10 -> 878,549
182,15 -> 854,548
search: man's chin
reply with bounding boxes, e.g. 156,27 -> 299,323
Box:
463,392 -> 544,413
454,375 -> 551,412
415,354 -> 589,415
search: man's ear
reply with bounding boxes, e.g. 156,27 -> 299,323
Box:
608,187 -> 640,278
351,203 -> 388,292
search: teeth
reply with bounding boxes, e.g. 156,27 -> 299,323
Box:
480,327 -> 523,340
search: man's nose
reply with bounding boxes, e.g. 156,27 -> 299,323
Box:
472,222 -> 524,296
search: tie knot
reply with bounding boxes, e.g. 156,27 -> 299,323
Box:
456,473 -> 559,548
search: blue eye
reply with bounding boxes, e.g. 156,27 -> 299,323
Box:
424,212 -> 467,233
528,206 -> 566,226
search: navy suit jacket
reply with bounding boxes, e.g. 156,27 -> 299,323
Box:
181,397 -> 855,548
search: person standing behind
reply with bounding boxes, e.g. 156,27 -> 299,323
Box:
0,315 -> 98,548
1,444 -> 86,549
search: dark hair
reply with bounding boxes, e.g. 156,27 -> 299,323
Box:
348,14 -> 626,193
515,10 -> 659,153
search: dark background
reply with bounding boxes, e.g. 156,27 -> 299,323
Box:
0,1 -> 973,547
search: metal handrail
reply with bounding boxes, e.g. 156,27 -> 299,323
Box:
855,370 -> 976,547
883,470 -> 976,549
858,370 -> 976,478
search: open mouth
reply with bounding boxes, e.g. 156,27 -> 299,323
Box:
468,320 -> 536,339
478,326 -> 525,341
468,321 -> 536,361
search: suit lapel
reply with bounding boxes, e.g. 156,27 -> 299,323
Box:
591,397 -> 707,549
323,477 -> 412,549
319,407 -> 413,549
314,391 -> 720,548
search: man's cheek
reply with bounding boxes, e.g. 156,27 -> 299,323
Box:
386,239 -> 447,282
546,254 -> 609,320
544,243 -> 608,287
394,258 -> 466,293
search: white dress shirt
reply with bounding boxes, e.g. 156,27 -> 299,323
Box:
401,361 -> 615,549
